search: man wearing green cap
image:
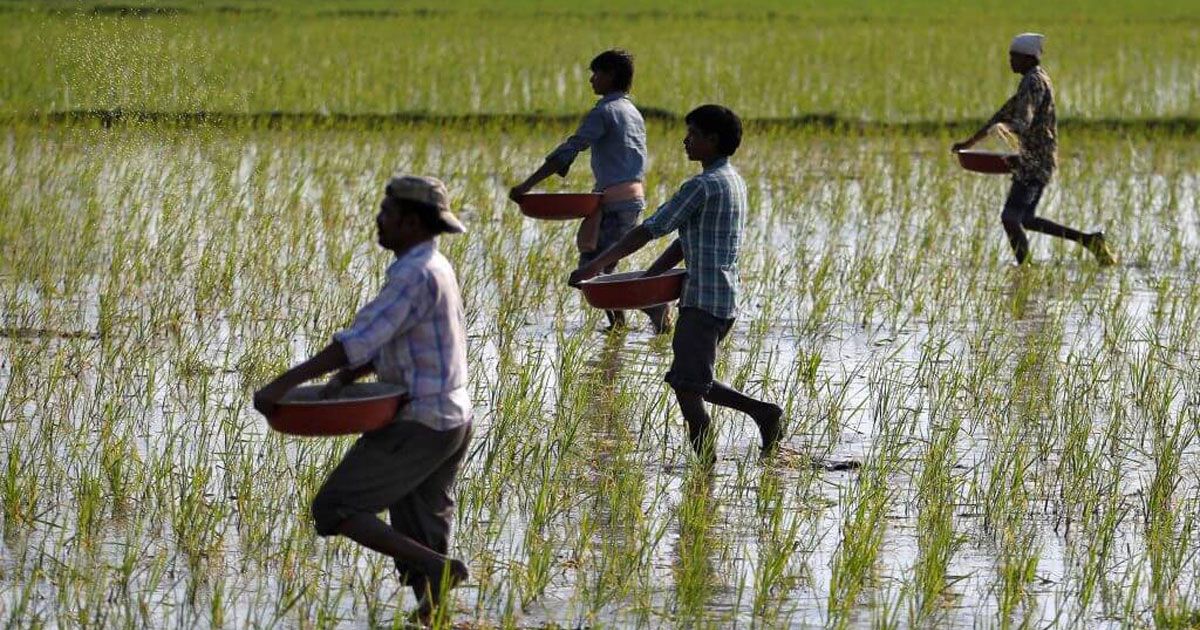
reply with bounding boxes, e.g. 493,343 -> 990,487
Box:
254,175 -> 471,623
953,32 -> 1117,266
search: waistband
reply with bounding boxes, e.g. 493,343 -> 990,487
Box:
600,181 -> 644,203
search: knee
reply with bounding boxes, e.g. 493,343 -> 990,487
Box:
666,371 -> 712,400
311,492 -> 345,537
669,383 -> 705,405
1001,217 -> 1022,232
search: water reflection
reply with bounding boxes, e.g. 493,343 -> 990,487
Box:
671,469 -> 721,625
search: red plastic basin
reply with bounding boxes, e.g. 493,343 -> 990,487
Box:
955,150 -> 1014,174
268,382 -> 405,436
516,193 -> 602,220
579,269 -> 687,310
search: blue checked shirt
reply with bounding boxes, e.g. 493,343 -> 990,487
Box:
547,92 -> 647,191
641,158 -> 746,320
333,240 -> 472,430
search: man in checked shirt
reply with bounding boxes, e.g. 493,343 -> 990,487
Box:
254,175 -> 471,623
953,33 -> 1117,266
569,105 -> 784,465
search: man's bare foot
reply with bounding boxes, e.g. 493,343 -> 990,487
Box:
755,404 -> 784,456
432,557 -> 469,597
411,558 -> 469,626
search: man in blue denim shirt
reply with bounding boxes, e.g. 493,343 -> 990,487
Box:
510,49 -> 668,333
569,105 -> 783,465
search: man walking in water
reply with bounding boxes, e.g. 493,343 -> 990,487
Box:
254,175 -> 472,625
953,33 -> 1117,266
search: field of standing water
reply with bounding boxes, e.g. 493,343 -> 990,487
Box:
2,2 -> 1200,628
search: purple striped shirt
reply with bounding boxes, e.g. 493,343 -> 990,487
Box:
334,240 -> 471,430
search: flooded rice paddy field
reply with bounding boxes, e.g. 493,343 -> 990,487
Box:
1,123 -> 1200,628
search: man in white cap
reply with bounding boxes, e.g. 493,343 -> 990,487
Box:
953,33 -> 1117,266
254,175 -> 471,624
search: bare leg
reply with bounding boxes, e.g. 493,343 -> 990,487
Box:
704,380 -> 783,453
1002,218 -> 1030,264
675,390 -> 716,466
1023,215 -> 1088,243
336,513 -> 467,603
605,309 -> 627,330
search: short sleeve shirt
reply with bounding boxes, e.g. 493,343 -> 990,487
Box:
641,158 -> 746,320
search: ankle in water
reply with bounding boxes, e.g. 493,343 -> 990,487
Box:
756,404 -> 784,453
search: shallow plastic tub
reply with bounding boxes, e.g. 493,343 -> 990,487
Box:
268,382 -> 406,436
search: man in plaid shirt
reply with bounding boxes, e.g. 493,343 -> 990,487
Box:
254,175 -> 471,623
570,104 -> 783,465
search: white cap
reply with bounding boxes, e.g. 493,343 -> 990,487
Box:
1010,33 -> 1045,58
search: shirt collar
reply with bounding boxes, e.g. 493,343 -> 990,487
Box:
703,157 -> 730,172
598,91 -> 628,104
387,239 -> 435,274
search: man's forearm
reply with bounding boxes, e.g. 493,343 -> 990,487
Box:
645,239 -> 683,276
589,225 -> 654,272
266,341 -> 351,392
518,157 -> 567,190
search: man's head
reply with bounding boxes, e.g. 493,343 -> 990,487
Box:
589,49 -> 634,95
376,175 -> 465,253
683,104 -> 742,163
1009,33 -> 1043,73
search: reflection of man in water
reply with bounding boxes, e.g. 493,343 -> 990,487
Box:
953,33 -> 1117,266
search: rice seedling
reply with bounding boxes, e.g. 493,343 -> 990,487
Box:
1,2 -> 1200,626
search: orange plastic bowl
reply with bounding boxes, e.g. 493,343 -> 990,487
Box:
516,193 -> 602,220
268,383 -> 405,436
579,269 -> 687,310
955,150 -> 1014,174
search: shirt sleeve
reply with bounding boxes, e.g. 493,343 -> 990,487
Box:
641,177 -> 705,237
987,73 -> 1041,133
333,273 -> 426,368
546,105 -> 608,173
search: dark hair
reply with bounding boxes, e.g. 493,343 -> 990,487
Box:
590,49 -> 634,92
685,104 -> 742,156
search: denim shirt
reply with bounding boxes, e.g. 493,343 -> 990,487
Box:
641,158 -> 746,320
546,92 -> 647,191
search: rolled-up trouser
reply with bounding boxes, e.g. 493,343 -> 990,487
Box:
311,420 -> 473,583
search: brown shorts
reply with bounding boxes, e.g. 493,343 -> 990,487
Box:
311,421 -> 472,578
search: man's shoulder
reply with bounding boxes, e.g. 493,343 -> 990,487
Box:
1022,68 -> 1052,91
678,171 -> 712,194
599,95 -> 643,118
385,245 -> 438,281
384,248 -> 460,302
704,162 -> 744,187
